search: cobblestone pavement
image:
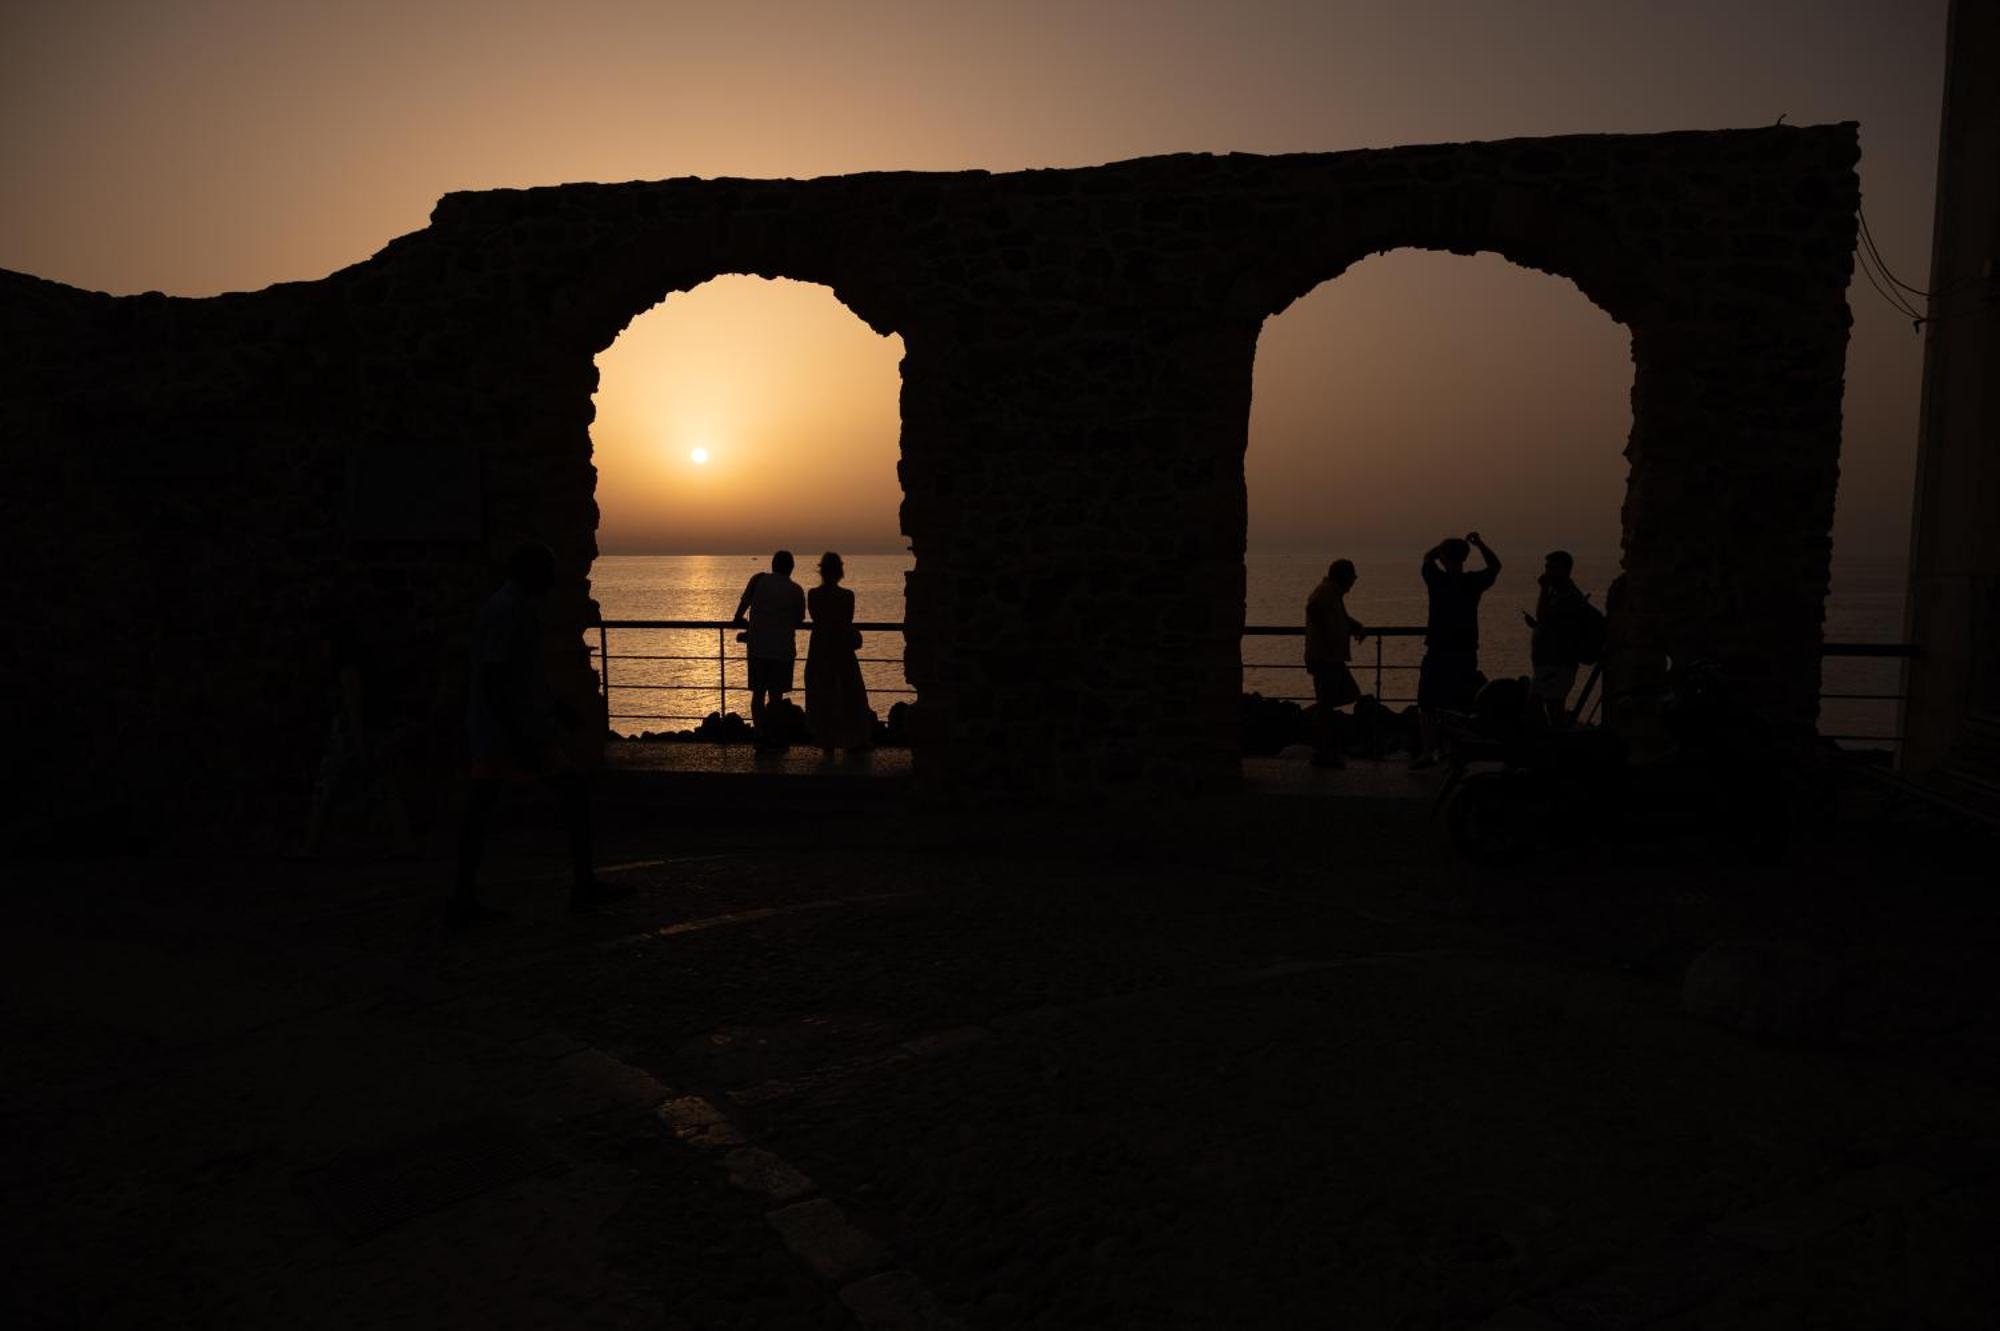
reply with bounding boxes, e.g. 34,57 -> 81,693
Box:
5,781 -> 1998,1328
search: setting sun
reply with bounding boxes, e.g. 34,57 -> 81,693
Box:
592,275 -> 905,552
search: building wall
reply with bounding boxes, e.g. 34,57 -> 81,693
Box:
0,127 -> 1860,834
1902,0 -> 2000,804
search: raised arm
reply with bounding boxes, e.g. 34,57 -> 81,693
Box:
731,573 -> 760,624
1468,532 -> 1501,575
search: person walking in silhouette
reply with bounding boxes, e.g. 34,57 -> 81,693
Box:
453,542 -> 626,925
732,550 -> 807,752
1305,558 -> 1368,768
1523,548 -> 1588,726
805,552 -> 876,758
1413,532 -> 1501,769
304,593 -> 412,857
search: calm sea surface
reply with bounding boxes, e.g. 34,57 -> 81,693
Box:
589,552 -> 1908,746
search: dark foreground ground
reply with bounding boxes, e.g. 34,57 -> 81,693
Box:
4,761 -> 1997,1330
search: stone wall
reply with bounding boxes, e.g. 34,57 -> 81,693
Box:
0,126 -> 1860,834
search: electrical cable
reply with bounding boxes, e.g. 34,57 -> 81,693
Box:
1859,206 -> 1982,300
1856,227 -> 1924,314
1854,242 -> 1926,328
1858,210 -> 1924,298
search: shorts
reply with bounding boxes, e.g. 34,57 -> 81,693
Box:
1418,648 -> 1480,710
1311,664 -> 1360,709
747,655 -> 795,694
1530,661 -> 1579,706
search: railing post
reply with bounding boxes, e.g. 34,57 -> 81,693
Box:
718,627 -> 727,719
1374,633 -> 1383,700
598,622 -> 611,721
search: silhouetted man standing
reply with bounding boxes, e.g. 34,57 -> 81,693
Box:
1523,548 -> 1588,725
1305,558 -> 1367,768
1413,532 -> 1500,769
732,550 -> 806,752
453,542 -> 625,925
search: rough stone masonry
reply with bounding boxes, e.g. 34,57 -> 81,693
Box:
0,125 -> 1859,833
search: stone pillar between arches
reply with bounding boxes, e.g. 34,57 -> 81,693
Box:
894,314 -> 1262,802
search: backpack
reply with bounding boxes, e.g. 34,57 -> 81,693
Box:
1571,597 -> 1608,665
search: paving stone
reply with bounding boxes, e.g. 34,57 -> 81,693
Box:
657,1095 -> 748,1148
839,1270 -> 968,1330
658,1095 -> 728,1130
1708,1190 -> 1865,1252
510,1049 -> 672,1124
572,1047 -> 672,1095
721,1147 -> 815,1203
899,1027 -> 988,1058
561,1049 -> 669,1102
767,1198 -> 892,1284
657,907 -> 781,938
1536,1233 -> 1761,1330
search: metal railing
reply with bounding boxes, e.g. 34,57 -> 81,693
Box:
592,619 -> 916,727
1817,641 -> 1918,745
590,620 -> 1917,746
1241,624 -> 1426,703
589,620 -> 1429,726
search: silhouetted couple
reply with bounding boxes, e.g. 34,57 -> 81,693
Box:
732,550 -> 876,757
452,542 -> 626,927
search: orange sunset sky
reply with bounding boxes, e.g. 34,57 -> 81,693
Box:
0,1 -> 1949,561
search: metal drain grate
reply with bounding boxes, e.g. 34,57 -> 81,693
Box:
298,1113 -> 567,1238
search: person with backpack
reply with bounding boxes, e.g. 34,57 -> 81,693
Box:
1521,549 -> 1602,725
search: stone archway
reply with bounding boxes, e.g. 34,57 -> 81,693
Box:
584,274 -> 907,737
1240,246 -> 1636,721
0,125 -> 1859,824
1217,136 -> 1858,765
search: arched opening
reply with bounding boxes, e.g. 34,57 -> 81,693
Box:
1241,250 -> 1633,758
585,275 -> 909,749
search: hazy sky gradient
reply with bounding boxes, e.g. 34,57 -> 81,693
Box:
1,1 -> 1948,560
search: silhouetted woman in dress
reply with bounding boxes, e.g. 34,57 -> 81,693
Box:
805,552 -> 876,756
